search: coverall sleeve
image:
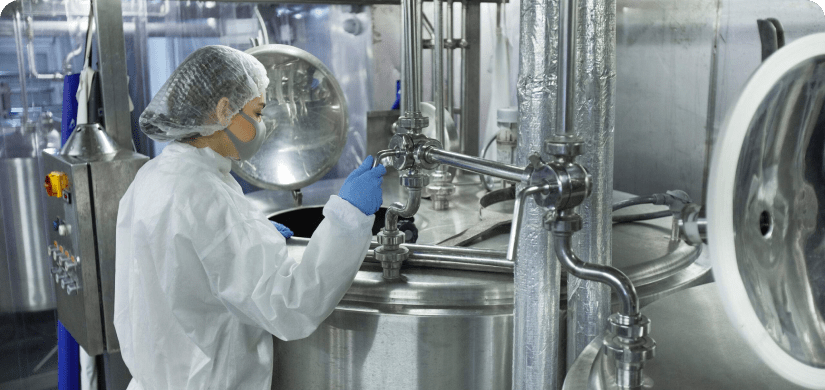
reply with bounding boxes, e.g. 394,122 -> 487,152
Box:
197,195 -> 374,341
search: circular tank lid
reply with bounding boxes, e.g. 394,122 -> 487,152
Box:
233,45 -> 348,191
708,33 -> 825,389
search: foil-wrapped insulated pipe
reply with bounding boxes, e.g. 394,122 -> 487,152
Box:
514,0 -> 562,387
567,0 -> 616,370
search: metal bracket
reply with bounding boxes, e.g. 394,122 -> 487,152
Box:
757,18 -> 785,62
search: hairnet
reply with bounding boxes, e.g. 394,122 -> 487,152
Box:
139,45 -> 269,142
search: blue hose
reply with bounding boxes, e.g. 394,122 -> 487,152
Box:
57,321 -> 80,390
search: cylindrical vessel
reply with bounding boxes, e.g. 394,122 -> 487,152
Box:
259,186 -> 708,389
0,126 -> 56,313
567,0 -> 617,368
272,263 -> 514,390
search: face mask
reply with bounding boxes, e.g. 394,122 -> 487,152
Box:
224,111 -> 266,161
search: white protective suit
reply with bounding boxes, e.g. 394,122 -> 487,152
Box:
114,142 -> 374,389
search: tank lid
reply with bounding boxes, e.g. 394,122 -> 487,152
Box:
708,33 -> 825,388
233,45 -> 348,191
344,265 -> 513,308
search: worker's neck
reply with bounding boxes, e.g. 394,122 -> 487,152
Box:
186,131 -> 239,160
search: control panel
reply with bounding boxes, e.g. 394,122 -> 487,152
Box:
42,149 -> 148,355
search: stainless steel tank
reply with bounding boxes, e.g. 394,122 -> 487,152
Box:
251,178 -> 708,389
273,255 -> 513,389
0,124 -> 55,313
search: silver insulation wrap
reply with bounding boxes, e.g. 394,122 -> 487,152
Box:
514,0 -> 562,387
568,0 -> 616,369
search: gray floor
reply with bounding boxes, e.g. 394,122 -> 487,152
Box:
0,310 -> 59,390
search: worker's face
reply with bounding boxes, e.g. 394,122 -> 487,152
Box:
226,95 -> 266,143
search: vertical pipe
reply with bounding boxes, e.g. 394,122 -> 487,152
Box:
557,0 -> 577,134
514,0 -> 561,387
434,0 -> 444,147
459,0 -> 467,154
566,0 -> 616,371
465,3 -> 481,155
12,9 -> 28,123
415,0 -> 424,115
401,0 -> 414,114
446,0 -> 454,117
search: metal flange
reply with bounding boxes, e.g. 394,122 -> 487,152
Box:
544,134 -> 584,162
397,115 -> 430,131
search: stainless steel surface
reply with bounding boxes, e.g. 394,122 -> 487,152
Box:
12,9 -> 28,122
569,0 -> 617,368
708,33 -> 825,386
43,149 -> 147,354
514,0 -> 562,385
234,44 -> 348,191
506,185 -> 545,261
94,0 -> 134,150
59,124 -> 118,159
401,0 -> 422,116
0,157 -> 55,313
264,181 -> 704,388
612,0 -> 825,203
272,261 -> 514,390
731,46 -> 825,366
43,150 -> 104,354
420,102 -> 458,152
446,0 -> 454,118
460,1 -> 480,156
557,0 -> 577,136
425,147 -> 526,182
434,0 -> 444,148
89,152 -> 148,353
554,220 -> 637,317
707,0 -> 825,202
563,283 -> 809,390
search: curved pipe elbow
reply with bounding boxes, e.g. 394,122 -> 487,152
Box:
554,234 -> 639,317
385,188 -> 422,231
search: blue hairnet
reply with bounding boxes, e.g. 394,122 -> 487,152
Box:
139,45 -> 269,142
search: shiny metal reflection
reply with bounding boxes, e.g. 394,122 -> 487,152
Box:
730,51 -> 825,368
236,44 -> 348,191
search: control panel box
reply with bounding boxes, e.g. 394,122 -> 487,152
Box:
43,149 -> 148,355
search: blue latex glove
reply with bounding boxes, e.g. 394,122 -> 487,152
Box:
271,221 -> 294,239
339,156 -> 387,216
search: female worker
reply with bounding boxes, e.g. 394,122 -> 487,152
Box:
113,45 -> 386,389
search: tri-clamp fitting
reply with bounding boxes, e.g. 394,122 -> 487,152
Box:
602,313 -> 656,389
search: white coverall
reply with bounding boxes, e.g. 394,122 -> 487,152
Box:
113,142 -> 374,389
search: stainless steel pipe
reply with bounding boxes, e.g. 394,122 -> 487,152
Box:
557,0 -> 577,135
506,185 -> 548,261
554,232 -> 638,317
425,148 -> 526,183
12,9 -> 28,122
401,0 -> 422,116
446,0 -> 454,118
384,188 -> 422,233
434,0 -> 445,148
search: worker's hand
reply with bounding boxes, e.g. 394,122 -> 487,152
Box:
339,156 -> 387,216
270,221 -> 294,239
